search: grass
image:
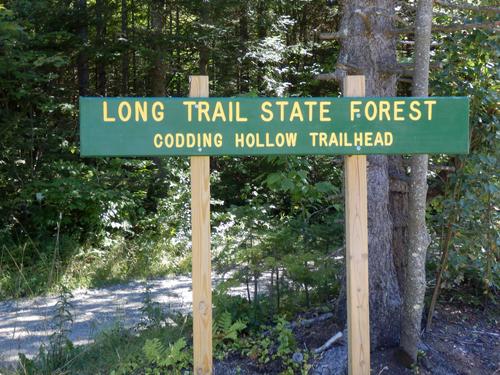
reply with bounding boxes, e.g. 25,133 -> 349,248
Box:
52,323 -> 189,375
2,286 -> 192,375
0,234 -> 191,301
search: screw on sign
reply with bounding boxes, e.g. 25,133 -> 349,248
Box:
79,75 -> 468,374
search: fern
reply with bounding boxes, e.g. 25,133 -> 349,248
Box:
143,338 -> 166,362
142,337 -> 190,370
213,311 -> 247,359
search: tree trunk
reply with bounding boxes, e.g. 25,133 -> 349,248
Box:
245,271 -> 251,302
198,0 -> 210,75
239,0 -> 249,93
149,0 -> 166,96
76,0 -> 89,96
276,266 -> 280,310
121,0 -> 129,96
96,0 -> 107,96
400,0 -> 433,363
131,0 -> 138,94
389,155 -> 409,293
175,4 -> 181,95
256,0 -> 267,94
145,0 -> 167,214
253,270 -> 258,312
335,0 -> 402,349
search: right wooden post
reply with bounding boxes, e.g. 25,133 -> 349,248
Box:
344,75 -> 370,375
189,75 -> 213,375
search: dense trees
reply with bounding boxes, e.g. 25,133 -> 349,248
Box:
0,0 -> 498,370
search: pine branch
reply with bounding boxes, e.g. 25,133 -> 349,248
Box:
399,40 -> 442,47
435,0 -> 500,14
381,61 -> 443,76
393,20 -> 500,34
316,72 -> 343,82
318,30 -> 347,40
433,20 -> 500,32
316,62 -> 364,82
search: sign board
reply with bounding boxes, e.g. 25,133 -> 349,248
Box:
80,97 -> 469,157
79,76 -> 470,375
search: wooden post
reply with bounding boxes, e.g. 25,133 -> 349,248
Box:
190,75 -> 212,375
343,76 -> 370,375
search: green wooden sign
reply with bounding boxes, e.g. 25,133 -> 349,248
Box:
79,97 -> 469,156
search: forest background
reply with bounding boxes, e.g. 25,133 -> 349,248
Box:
0,0 -> 498,373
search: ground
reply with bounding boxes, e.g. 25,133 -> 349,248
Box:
217,302 -> 499,374
0,278 -> 497,374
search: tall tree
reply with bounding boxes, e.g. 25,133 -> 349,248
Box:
255,0 -> 267,94
121,0 -> 129,95
238,0 -> 249,93
95,0 -> 107,95
76,0 -> 89,96
332,0 -> 402,348
149,0 -> 166,96
399,0 -> 433,364
198,0 -> 210,75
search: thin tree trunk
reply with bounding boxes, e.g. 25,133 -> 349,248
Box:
426,219 -> 454,329
131,0 -> 138,94
400,0 -> 433,364
253,271 -> 258,311
426,176 -> 461,329
334,0 -> 402,349
121,0 -> 129,95
276,266 -> 280,310
269,267 -> 275,317
239,0 -> 249,93
256,0 -> 266,94
175,4 -> 181,95
96,0 -> 107,96
198,0 -> 210,75
149,0 -> 166,96
304,283 -> 310,308
76,0 -> 89,96
245,271 -> 251,303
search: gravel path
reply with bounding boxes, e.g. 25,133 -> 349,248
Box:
0,275 -> 250,369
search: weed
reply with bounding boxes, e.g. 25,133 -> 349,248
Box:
213,311 -> 247,360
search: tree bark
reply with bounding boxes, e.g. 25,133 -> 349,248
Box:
198,0 -> 210,75
121,0 -> 129,96
96,0 -> 107,96
76,0 -> 89,96
149,0 -> 166,96
175,4 -> 181,95
145,0 -> 167,214
400,0 -> 433,364
334,0 -> 402,349
389,156 -> 409,293
256,0 -> 267,94
239,0 -> 249,93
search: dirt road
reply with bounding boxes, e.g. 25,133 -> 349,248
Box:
0,275 -> 248,369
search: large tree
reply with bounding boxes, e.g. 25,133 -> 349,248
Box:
332,0 -> 402,348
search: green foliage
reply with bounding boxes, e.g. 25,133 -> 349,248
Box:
17,287 -> 74,375
240,316 -> 311,374
139,290 -> 164,326
14,282 -> 191,375
425,16 -> 499,299
213,311 -> 247,359
133,338 -> 190,375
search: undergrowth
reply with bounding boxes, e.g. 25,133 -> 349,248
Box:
0,234 -> 191,300
6,283 -> 313,375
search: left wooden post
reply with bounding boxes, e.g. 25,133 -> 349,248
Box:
190,75 -> 212,375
